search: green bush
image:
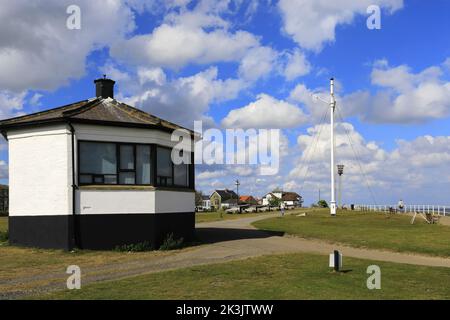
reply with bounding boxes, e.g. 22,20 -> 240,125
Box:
159,233 -> 184,251
317,200 -> 329,208
0,230 -> 8,242
114,241 -> 154,252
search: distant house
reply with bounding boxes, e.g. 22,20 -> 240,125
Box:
210,189 -> 238,210
239,195 -> 257,205
262,190 -> 303,207
201,196 -> 211,210
0,185 -> 8,215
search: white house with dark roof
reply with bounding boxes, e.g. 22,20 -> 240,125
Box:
0,77 -> 197,250
262,189 -> 303,208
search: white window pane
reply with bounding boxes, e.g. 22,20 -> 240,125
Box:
157,147 -> 172,177
120,145 -> 134,170
136,145 -> 151,184
80,142 -> 116,174
119,172 -> 135,184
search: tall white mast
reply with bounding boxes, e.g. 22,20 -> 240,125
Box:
330,78 -> 337,216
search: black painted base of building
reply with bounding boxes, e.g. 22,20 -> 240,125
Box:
8,212 -> 195,250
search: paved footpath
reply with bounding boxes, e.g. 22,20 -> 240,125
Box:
2,213 -> 450,299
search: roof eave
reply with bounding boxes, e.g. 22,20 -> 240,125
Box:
0,117 -> 197,138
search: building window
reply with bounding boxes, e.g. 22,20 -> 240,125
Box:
79,142 -> 117,183
79,141 -> 191,188
156,147 -> 173,186
119,145 -> 134,170
136,145 -> 151,184
118,144 -> 136,185
174,163 -> 189,187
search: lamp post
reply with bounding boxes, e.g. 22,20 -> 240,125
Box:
337,165 -> 344,209
235,179 -> 240,208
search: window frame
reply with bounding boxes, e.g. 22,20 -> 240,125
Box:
118,143 -> 137,185
77,140 -> 193,189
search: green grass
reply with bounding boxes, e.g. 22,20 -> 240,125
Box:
253,210 -> 450,257
41,252 -> 450,300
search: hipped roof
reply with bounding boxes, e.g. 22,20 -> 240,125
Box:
0,97 -> 195,135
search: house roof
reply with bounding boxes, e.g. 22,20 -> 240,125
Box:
282,192 -> 301,201
239,195 -> 255,202
213,189 -> 238,201
263,191 -> 302,201
201,195 -> 210,201
0,97 -> 195,135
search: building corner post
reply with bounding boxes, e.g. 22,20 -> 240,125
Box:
67,121 -> 78,250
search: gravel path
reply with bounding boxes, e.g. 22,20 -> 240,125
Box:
1,213 -> 449,299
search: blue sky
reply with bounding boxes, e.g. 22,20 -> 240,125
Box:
1,0 -> 449,206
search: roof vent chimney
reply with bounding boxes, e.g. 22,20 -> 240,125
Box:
94,75 -> 115,99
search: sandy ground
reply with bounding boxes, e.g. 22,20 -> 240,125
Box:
1,213 -> 450,299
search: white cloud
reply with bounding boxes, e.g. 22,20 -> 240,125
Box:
197,170 -> 226,180
283,49 -> 311,80
111,24 -> 259,69
29,93 -> 43,107
122,66 -> 244,128
348,61 -> 450,123
290,59 -> 450,124
278,0 -> 403,51
222,94 -> 308,128
0,160 -> 8,179
238,47 -> 278,81
0,0 -> 135,92
0,91 -> 27,119
111,1 -> 263,70
288,122 -> 450,204
443,57 -> 450,71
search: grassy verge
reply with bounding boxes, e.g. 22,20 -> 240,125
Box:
41,252 -> 450,300
0,216 -> 186,289
0,246 -> 177,280
253,210 -> 450,257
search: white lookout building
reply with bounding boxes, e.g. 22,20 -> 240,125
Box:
0,78 -> 196,250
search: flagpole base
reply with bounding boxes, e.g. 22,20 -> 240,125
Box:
330,202 -> 337,216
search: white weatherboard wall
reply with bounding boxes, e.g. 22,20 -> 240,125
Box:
8,124 -> 72,216
74,124 -> 180,147
76,190 -> 194,214
155,191 -> 195,213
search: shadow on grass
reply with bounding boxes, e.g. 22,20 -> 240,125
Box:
195,227 -> 285,245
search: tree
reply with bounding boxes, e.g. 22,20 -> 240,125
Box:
269,196 -> 281,207
195,190 -> 204,206
317,200 -> 329,208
